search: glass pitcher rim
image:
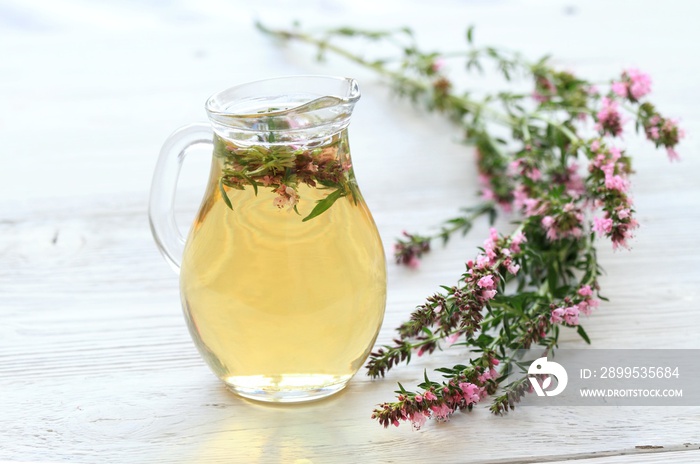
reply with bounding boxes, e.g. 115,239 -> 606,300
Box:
205,75 -> 360,119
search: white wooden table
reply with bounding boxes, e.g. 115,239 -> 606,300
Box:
2,0 -> 699,462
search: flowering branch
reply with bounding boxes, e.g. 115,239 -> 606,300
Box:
258,22 -> 685,428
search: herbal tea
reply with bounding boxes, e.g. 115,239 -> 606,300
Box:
179,134 -> 386,402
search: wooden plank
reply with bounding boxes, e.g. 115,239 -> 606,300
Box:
548,449 -> 700,464
2,0 -> 700,463
469,449 -> 700,464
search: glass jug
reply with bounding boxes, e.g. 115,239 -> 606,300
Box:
149,76 -> 387,403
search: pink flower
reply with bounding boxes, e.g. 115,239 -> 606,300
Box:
507,262 -> 520,275
565,163 -> 586,197
601,160 -> 629,192
628,69 -> 652,100
512,185 -> 529,211
478,369 -> 492,383
499,199 -> 513,213
431,58 -> 445,73
510,231 -> 527,253
612,238 -> 628,251
596,97 -> 624,137
483,238 -> 498,260
415,394 -> 423,403
424,391 -> 437,401
508,159 -> 523,174
444,332 -> 461,348
481,187 -> 495,201
430,403 -> 452,421
593,216 -> 613,234
550,307 -> 565,324
395,232 -> 431,268
578,285 -> 593,297
600,156 -> 627,187
577,301 -> 593,316
528,168 -> 542,181
260,175 -> 276,187
644,115 -> 684,158
481,289 -> 497,300
666,147 -> 680,162
612,69 -> 652,101
477,275 -> 495,288
511,228 -> 526,244
272,185 -> 299,210
410,411 -> 428,430
607,174 -> 628,192
570,227 -> 583,238
649,126 -> 660,140
459,382 -> 481,404
542,215 -> 560,241
523,198 -> 541,217
611,81 -> 627,98
475,254 -> 490,269
563,306 -> 579,325
610,215 -> 639,250
478,173 -> 491,185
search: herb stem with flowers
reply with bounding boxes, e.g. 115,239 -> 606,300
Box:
258,22 -> 685,428
214,129 -> 359,221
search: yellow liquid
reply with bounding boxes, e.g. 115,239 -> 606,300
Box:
180,160 -> 386,402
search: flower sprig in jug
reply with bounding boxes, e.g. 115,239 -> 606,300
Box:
215,115 -> 360,222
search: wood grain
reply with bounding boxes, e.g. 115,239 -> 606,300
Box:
2,0 -> 700,463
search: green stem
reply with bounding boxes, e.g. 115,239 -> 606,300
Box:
257,21 -> 415,83
529,114 -> 580,142
257,22 -> 520,129
432,202 -> 496,243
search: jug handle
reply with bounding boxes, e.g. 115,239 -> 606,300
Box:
149,123 -> 213,273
